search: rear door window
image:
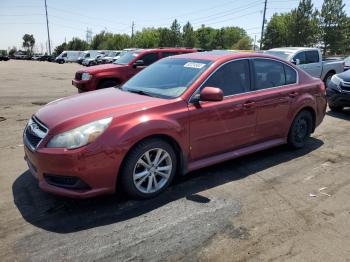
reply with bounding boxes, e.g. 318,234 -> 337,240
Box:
139,52 -> 159,66
305,51 -> 320,64
253,59 -> 286,90
293,52 -> 306,64
202,59 -> 251,96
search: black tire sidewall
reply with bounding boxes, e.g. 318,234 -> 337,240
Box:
288,111 -> 313,149
120,139 -> 177,199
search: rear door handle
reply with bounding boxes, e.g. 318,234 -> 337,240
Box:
289,92 -> 299,98
243,101 -> 255,108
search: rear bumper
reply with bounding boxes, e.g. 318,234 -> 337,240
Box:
326,88 -> 350,107
23,144 -> 121,199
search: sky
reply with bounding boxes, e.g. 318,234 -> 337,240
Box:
0,0 -> 349,52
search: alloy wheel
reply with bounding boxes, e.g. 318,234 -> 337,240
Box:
133,148 -> 173,194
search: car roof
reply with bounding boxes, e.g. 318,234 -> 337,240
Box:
269,47 -> 319,52
171,50 -> 278,62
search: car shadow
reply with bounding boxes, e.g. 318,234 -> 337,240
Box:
326,108 -> 350,121
13,138 -> 323,234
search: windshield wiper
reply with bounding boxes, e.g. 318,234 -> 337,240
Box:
126,89 -> 154,97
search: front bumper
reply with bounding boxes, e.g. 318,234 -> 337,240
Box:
72,79 -> 96,92
326,87 -> 350,107
23,143 -> 121,199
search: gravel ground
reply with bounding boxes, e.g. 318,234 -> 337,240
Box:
1,60 -> 350,262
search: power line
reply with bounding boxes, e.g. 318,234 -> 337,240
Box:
47,5 -> 130,27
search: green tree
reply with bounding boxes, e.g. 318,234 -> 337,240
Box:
66,38 -> 89,50
320,0 -> 347,55
195,25 -> 216,50
221,27 -> 248,49
262,13 -> 291,49
90,31 -> 108,49
232,36 -> 253,50
134,28 -> 160,48
53,42 -> 67,56
289,0 -> 319,46
8,46 -> 17,57
22,34 -> 35,54
158,28 -> 173,47
169,19 -> 182,47
182,22 -> 196,48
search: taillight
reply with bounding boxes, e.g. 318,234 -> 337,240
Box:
319,82 -> 326,96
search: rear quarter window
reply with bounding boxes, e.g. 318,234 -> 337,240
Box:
284,65 -> 297,84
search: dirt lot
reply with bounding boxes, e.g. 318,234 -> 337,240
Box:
0,60 -> 350,262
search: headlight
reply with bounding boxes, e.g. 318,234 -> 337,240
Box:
82,72 -> 92,81
330,75 -> 343,91
47,117 -> 112,149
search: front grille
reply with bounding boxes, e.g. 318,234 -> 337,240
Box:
75,72 -> 82,80
24,116 -> 48,151
341,82 -> 350,92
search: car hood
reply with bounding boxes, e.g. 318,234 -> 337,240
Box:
338,70 -> 350,82
35,88 -> 168,131
77,63 -> 126,73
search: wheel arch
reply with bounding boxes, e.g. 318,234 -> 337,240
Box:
323,70 -> 336,82
116,133 -> 187,190
292,106 -> 316,133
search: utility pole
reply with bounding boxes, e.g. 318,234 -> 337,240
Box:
259,0 -> 267,50
254,35 -> 257,51
44,0 -> 51,55
131,21 -> 135,39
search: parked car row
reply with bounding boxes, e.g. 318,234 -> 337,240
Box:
24,48 -> 331,200
0,55 -> 10,61
55,50 -> 126,66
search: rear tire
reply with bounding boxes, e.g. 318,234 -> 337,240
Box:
97,80 -> 119,89
287,110 -> 313,149
329,105 -> 343,112
120,138 -> 177,199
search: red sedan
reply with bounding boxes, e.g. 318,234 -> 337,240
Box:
23,51 -> 327,199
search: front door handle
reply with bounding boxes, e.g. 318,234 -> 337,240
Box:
243,101 -> 255,108
289,92 -> 299,98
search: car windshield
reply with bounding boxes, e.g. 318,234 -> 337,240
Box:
345,56 -> 350,64
265,51 -> 292,61
113,51 -> 140,65
122,58 -> 212,99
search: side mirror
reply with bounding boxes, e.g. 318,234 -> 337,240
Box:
199,86 -> 224,102
133,59 -> 145,68
292,58 -> 300,65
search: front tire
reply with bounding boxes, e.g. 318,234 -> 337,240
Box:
287,110 -> 313,149
120,138 -> 177,199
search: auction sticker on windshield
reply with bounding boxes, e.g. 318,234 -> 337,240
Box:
184,62 -> 206,69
